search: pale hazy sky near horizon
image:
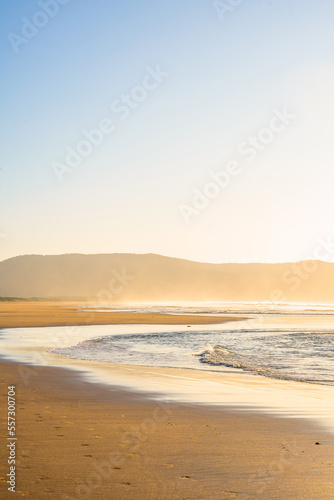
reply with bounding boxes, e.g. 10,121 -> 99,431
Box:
2,0 -> 334,264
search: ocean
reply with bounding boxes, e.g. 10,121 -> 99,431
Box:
49,302 -> 334,386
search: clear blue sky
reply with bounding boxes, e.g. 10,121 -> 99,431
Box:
1,0 -> 334,263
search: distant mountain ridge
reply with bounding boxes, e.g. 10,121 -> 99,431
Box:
0,253 -> 333,302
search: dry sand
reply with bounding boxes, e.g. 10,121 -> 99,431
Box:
0,301 -> 238,328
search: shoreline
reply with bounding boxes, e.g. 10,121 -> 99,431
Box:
19,349 -> 334,435
1,302 -> 334,497
1,304 -> 334,434
0,301 -> 242,328
1,358 -> 334,499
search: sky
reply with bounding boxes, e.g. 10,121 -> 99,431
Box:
1,0 -> 334,264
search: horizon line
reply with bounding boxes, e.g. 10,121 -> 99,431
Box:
0,251 -> 332,266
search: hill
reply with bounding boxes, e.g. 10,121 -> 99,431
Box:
0,253 -> 332,302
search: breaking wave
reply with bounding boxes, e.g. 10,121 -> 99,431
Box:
194,345 -> 275,378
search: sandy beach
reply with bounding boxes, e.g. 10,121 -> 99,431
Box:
1,303 -> 334,499
0,301 -> 237,329
0,359 -> 334,500
3,0 -> 333,497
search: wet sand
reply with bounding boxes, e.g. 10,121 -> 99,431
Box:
0,359 -> 334,499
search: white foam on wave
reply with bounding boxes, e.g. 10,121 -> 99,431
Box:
195,344 -> 303,383
193,344 -> 334,385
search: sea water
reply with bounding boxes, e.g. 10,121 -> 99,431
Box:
49,302 -> 334,386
